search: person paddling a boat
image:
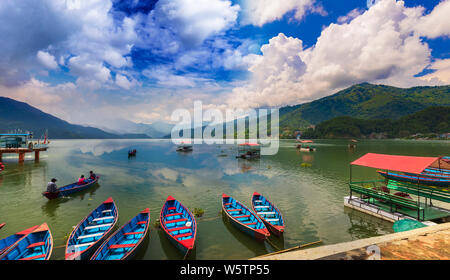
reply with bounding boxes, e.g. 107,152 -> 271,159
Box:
77,175 -> 87,185
47,178 -> 58,193
89,171 -> 97,180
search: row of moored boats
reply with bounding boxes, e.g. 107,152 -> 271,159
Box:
0,192 -> 284,260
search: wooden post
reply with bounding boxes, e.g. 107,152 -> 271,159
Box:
35,151 -> 40,162
18,152 -> 25,163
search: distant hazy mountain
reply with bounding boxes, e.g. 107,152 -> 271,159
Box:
99,119 -> 174,138
0,97 -> 149,139
279,83 -> 450,130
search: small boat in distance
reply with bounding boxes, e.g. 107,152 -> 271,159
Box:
128,149 -> 137,157
91,208 -> 150,260
222,194 -> 270,241
176,142 -> 193,152
251,192 -> 285,236
0,223 -> 53,260
297,140 -> 316,152
236,143 -> 261,159
160,196 -> 197,257
65,198 -> 118,260
42,176 -> 99,200
0,162 -> 4,173
0,223 -> 5,230
0,225 -> 39,256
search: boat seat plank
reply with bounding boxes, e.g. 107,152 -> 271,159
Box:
244,222 -> 257,225
234,215 -> 251,219
167,207 -> 177,211
227,209 -> 242,212
27,242 -> 45,249
165,212 -> 183,217
254,200 -> 263,203
84,223 -> 113,230
19,254 -> 46,260
123,231 -> 144,236
73,242 -> 95,248
173,232 -> 192,239
92,216 -> 114,222
78,232 -> 104,239
137,221 -> 147,225
166,218 -> 187,224
102,210 -> 112,213
254,206 -> 270,208
168,226 -> 191,232
258,212 -> 276,215
265,219 -> 279,222
109,243 -> 136,249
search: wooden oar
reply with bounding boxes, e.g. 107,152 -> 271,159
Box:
257,240 -> 322,258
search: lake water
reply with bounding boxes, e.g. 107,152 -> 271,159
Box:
0,139 -> 448,260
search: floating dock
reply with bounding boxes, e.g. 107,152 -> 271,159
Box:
251,222 -> 450,260
344,196 -> 450,224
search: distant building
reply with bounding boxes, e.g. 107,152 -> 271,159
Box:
0,133 -> 33,149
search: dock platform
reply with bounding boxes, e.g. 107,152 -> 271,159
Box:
0,147 -> 48,163
344,196 -> 450,223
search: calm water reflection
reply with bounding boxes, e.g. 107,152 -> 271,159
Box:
0,139 -> 448,259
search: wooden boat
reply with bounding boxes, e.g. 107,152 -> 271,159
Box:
65,197 -> 118,260
377,171 -> 450,187
160,196 -> 197,257
0,223 -> 53,260
91,208 -> 150,260
0,223 -> 5,230
176,143 -> 193,152
128,149 -> 137,157
0,225 -> 39,256
222,193 -> 269,241
42,176 -> 100,200
251,192 -> 285,236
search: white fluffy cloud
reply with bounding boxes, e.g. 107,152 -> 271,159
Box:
36,51 -> 58,70
414,0 -> 450,38
242,0 -> 323,26
420,59 -> 450,84
227,0 -> 448,109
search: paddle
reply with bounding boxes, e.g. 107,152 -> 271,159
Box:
258,240 -> 323,258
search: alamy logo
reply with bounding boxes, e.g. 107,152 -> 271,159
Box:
170,101 -> 279,155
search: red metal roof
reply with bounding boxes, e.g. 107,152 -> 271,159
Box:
239,143 -> 260,146
351,153 -> 439,174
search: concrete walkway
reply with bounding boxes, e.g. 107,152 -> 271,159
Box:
252,222 -> 450,260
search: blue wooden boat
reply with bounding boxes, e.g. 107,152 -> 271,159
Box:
378,171 -> 450,187
42,176 -> 99,200
160,196 -> 197,257
91,208 -> 150,260
251,192 -> 285,236
0,225 -> 39,256
222,193 -> 270,241
423,168 -> 450,177
65,197 -> 118,260
0,223 -> 53,260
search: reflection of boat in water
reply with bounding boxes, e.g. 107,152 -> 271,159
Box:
176,142 -> 193,153
236,143 -> 260,159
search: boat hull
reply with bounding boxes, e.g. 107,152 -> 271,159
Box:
160,196 -> 197,257
43,177 -> 99,200
91,209 -> 150,260
251,192 -> 285,236
0,223 -> 53,260
378,171 -> 450,187
0,225 -> 39,257
65,197 -> 118,260
222,194 -> 269,241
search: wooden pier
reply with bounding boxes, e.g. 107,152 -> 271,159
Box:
0,147 -> 48,163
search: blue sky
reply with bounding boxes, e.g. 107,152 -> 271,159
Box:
0,0 -> 449,129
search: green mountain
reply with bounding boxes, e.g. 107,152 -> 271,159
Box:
0,97 -> 149,139
303,106 -> 450,139
279,83 -> 450,134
